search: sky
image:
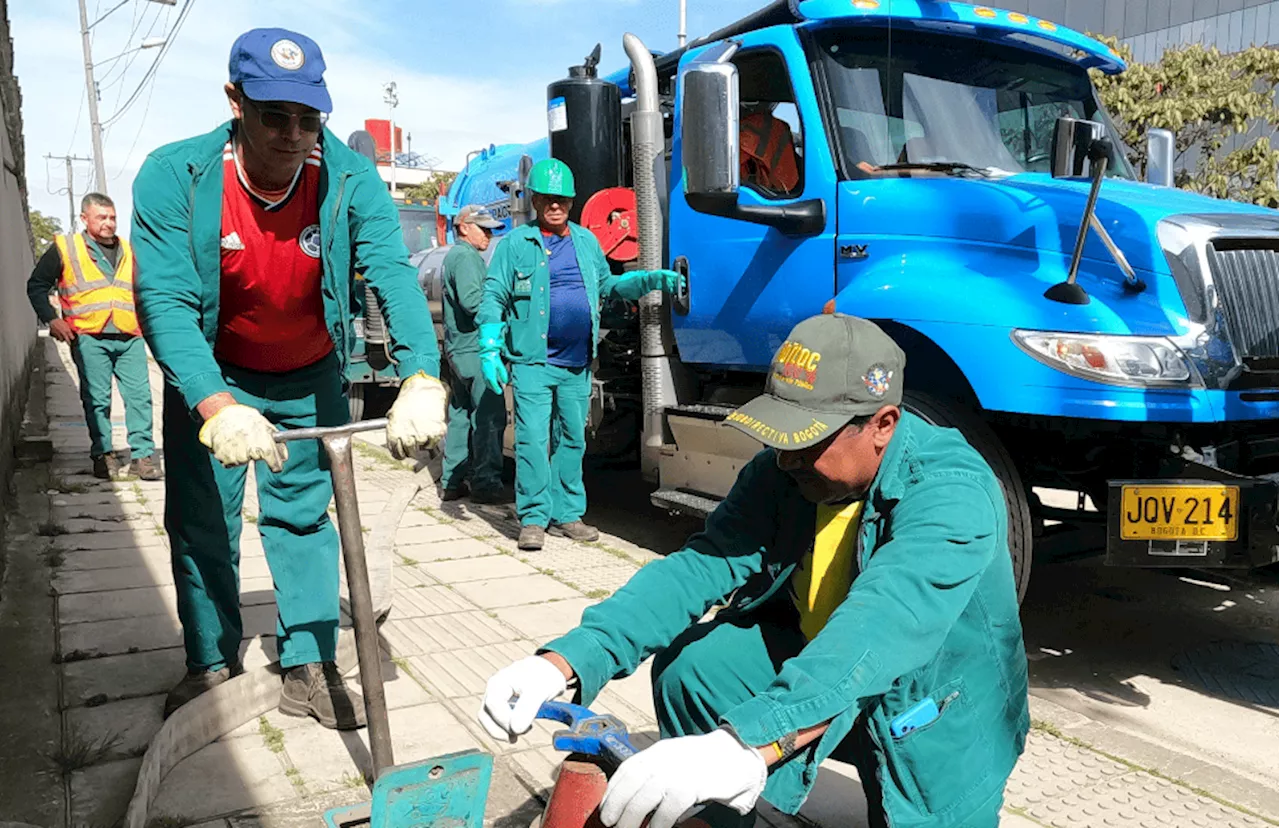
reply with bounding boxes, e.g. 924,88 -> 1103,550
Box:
12,0 -> 765,232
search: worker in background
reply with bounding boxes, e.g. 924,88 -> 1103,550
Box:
26,193 -> 162,481
440,204 -> 510,504
739,101 -> 800,195
478,313 -> 1028,828
476,159 -> 683,551
132,28 -> 447,728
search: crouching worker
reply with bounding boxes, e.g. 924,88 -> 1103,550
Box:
477,312 -> 1029,828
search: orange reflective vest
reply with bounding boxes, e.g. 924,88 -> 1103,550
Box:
740,112 -> 800,194
54,233 -> 141,336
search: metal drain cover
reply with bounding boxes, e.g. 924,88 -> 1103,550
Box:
1172,641 -> 1279,708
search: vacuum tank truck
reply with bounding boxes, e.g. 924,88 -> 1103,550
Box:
356,0 -> 1279,599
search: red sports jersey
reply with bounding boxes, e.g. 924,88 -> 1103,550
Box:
215,140 -> 334,373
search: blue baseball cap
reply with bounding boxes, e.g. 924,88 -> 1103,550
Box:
228,28 -> 332,114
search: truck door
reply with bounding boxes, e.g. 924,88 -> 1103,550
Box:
669,28 -> 839,370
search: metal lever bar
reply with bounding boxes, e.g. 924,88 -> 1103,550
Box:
274,418 -> 394,777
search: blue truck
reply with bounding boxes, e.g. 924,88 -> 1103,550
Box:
361,0 -> 1279,598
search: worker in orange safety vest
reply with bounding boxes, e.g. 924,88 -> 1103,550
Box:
26,192 -> 161,481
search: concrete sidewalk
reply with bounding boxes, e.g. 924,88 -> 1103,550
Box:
2,334 -> 1274,828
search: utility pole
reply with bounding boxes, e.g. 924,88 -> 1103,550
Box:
383,81 -> 399,201
46,154 -> 94,233
77,0 -> 108,195
678,0 -> 687,47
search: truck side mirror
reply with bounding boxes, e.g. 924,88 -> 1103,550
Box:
678,55 -> 826,237
1145,128 -> 1175,187
1051,117 -> 1106,178
680,62 -> 740,202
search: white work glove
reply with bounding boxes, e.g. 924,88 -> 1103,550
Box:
601,729 -> 768,828
198,404 -> 288,473
477,656 -> 568,743
385,372 -> 448,459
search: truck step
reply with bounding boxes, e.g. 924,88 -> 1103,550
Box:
651,487 -> 723,519
664,404 -> 736,421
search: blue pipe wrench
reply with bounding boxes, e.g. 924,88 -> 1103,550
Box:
535,700 -> 639,768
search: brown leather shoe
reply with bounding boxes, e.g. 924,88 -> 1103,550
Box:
441,482 -> 470,502
279,662 -> 367,730
91,454 -> 120,480
133,455 -> 164,481
164,665 -> 237,718
518,524 -> 545,551
548,521 -> 600,543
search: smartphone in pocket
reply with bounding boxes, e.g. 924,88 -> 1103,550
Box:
890,696 -> 941,739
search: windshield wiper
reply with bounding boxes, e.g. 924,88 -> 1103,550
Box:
874,161 -> 991,176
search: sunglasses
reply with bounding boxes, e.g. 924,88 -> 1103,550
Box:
245,99 -> 327,133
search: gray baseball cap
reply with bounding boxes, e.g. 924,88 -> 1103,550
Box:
724,313 -> 906,450
455,204 -> 503,229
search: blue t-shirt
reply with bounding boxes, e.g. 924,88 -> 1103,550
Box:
544,231 -> 592,368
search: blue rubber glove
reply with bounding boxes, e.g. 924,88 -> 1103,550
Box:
479,323 -> 509,395
617,269 -> 685,300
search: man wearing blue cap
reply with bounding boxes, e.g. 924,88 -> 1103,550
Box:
132,28 -> 448,729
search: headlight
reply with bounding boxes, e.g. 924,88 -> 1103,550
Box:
1012,330 -> 1199,387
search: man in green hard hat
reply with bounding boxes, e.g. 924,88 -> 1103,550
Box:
476,158 -> 683,551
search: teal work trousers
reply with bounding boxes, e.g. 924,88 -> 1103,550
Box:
164,354 -> 347,672
441,351 -> 506,494
71,333 -> 155,459
510,362 -> 590,527
650,609 -> 1002,828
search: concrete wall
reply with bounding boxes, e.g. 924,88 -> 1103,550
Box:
0,0 -> 37,506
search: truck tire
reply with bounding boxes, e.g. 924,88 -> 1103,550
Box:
902,391 -> 1033,603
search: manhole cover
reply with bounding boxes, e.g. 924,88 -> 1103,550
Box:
1171,640 -> 1279,707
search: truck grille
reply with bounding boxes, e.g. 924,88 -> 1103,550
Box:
1206,240 -> 1279,362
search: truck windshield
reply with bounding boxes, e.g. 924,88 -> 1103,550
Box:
812,26 -> 1135,180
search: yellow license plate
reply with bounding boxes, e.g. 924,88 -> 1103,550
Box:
1121,485 -> 1240,542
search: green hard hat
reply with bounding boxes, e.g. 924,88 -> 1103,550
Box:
527,158 -> 576,198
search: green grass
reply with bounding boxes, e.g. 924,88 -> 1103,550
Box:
49,729 -> 119,772
132,483 -> 148,505
153,525 -> 167,537
341,770 -> 367,790
584,588 -> 610,599
36,521 -> 68,537
258,716 -> 285,754
145,816 -> 187,828
398,554 -> 420,566
43,544 -> 65,568
285,766 -> 306,792
354,440 -> 398,468
243,511 -> 258,524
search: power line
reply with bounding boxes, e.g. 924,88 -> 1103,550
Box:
103,0 -> 194,128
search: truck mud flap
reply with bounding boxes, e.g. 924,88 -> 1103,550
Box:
1106,465 -> 1279,568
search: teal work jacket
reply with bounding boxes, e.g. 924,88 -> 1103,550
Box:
544,413 -> 1030,827
476,221 -> 648,365
130,122 -> 440,413
441,241 -> 487,358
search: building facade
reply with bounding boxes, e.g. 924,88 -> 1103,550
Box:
999,0 -> 1279,60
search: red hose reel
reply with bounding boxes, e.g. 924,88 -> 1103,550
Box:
582,186 -> 639,263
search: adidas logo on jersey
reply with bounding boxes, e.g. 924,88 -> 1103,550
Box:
221,232 -> 245,251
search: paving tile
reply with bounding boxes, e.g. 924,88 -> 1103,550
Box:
63,639 -> 280,708
598,660 -> 657,723
61,614 -> 184,657
58,544 -> 172,572
149,736 -> 299,820
62,518 -> 158,536
395,538 -> 499,563
286,702 -> 480,790
59,584 -> 178,624
452,574 -> 582,610
493,598 -> 597,640
65,694 -> 165,761
69,756 -> 143,827
386,585 -> 473,618
409,641 -> 535,699
55,563 -> 172,594
508,743 -> 560,794
52,502 -> 153,521
394,524 -> 471,546
393,566 -> 436,590
52,530 -> 169,552
397,509 -> 440,528
421,554 -> 537,583
380,610 -> 520,658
